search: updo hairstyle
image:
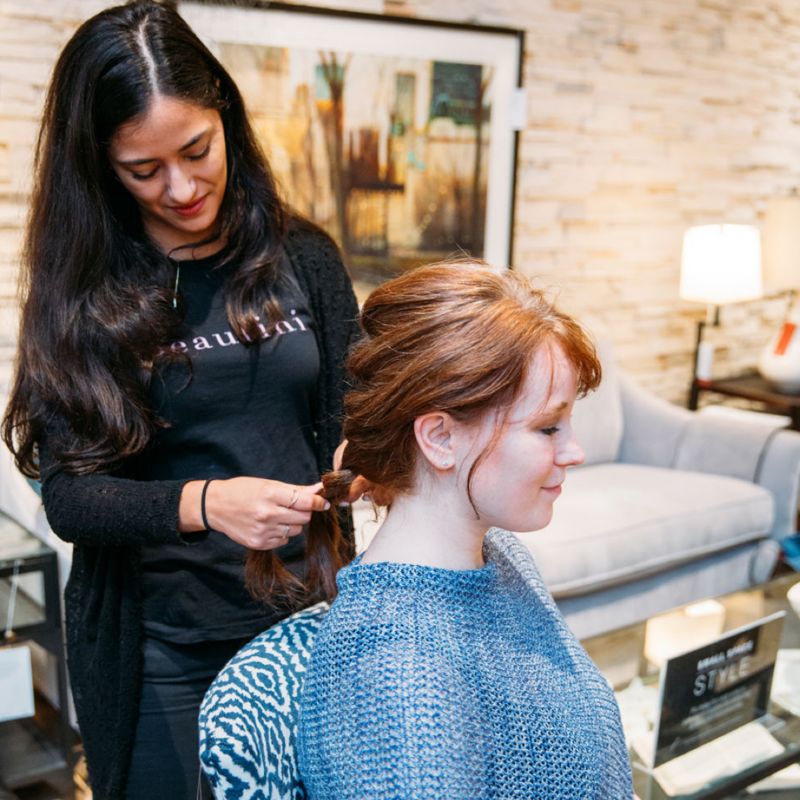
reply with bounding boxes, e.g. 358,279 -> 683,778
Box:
328,261 -> 601,506
246,261 -> 601,606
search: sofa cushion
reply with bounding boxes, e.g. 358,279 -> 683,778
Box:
516,463 -> 774,598
572,340 -> 623,466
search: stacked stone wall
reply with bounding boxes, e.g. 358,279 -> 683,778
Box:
2,0 -> 798,402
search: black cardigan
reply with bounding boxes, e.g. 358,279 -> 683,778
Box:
38,223 -> 360,799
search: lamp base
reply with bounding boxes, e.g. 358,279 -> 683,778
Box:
759,315 -> 800,394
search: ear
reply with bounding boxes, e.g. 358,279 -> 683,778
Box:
413,412 -> 456,471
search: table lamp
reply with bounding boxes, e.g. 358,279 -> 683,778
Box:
758,192 -> 800,392
680,224 -> 762,404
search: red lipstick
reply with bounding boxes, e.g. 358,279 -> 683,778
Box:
172,196 -> 206,217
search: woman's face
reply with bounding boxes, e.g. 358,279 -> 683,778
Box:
458,343 -> 585,534
108,94 -> 228,256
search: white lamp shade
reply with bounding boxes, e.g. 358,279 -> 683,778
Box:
680,224 -> 763,304
762,195 -> 800,293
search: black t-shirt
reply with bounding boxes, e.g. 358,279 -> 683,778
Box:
136,250 -> 321,642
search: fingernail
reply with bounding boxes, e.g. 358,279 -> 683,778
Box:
323,501 -> 331,510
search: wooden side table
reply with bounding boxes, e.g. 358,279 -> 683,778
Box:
688,373 -> 800,431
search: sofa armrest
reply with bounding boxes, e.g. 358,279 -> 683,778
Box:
618,374 -> 691,468
618,375 -> 800,541
675,419 -> 800,541
752,429 -> 800,541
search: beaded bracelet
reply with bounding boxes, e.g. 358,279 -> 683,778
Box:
201,478 -> 214,531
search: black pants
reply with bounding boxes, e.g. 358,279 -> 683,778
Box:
125,635 -> 251,800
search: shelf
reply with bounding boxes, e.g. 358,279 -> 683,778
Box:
0,579 -> 45,629
0,716 -> 68,790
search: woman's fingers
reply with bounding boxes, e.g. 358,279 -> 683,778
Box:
274,481 -> 329,513
272,522 -> 304,540
249,523 -> 304,550
208,477 -> 333,551
302,484 -> 330,512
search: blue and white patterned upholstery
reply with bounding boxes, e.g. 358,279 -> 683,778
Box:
198,602 -> 330,800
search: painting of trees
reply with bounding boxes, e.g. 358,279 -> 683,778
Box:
211,29 -> 510,298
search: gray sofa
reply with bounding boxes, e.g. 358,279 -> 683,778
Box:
4,347 -> 799,650
518,348 -> 800,640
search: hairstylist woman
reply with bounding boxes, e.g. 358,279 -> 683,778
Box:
2,2 -> 358,797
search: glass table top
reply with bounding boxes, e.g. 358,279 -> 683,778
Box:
582,571 -> 800,799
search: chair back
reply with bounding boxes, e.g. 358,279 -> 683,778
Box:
199,602 -> 330,799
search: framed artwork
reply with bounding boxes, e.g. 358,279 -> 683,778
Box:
181,1 -> 524,297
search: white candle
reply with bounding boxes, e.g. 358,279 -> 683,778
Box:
696,341 -> 715,381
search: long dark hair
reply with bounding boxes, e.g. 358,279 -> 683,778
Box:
3,0 -> 288,476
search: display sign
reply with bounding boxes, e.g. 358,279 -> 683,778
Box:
651,611 -> 785,767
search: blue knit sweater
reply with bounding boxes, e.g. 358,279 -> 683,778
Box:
298,529 -> 633,799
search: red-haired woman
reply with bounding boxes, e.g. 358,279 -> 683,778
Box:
296,262 -> 634,799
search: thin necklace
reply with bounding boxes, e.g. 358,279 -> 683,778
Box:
172,260 -> 181,309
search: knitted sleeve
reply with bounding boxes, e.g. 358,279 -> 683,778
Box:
38,422 -> 189,548
299,637 -> 488,799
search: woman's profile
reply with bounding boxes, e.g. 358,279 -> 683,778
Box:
298,262 -> 634,798
2,1 -> 357,797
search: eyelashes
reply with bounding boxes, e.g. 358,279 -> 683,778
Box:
540,426 -> 560,436
188,144 -> 211,162
131,168 -> 157,181
129,144 -> 211,181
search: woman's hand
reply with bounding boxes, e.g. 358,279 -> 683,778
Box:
179,477 -> 330,550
